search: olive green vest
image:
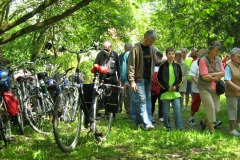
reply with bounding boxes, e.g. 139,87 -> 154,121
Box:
197,55 -> 222,91
225,61 -> 240,97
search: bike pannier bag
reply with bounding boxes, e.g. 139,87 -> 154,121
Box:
82,84 -> 93,109
105,87 -> 120,113
3,91 -> 20,116
0,70 -> 10,91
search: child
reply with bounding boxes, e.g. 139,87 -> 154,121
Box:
157,47 -> 183,131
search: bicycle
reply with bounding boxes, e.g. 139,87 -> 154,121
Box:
10,61 -> 36,135
53,46 -> 124,152
23,56 -> 54,134
0,61 -> 20,146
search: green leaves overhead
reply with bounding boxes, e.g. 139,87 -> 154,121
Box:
151,0 -> 240,51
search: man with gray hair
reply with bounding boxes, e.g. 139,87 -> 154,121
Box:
128,30 -> 158,130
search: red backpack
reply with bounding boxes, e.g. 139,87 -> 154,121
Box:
151,72 -> 161,96
3,91 -> 20,116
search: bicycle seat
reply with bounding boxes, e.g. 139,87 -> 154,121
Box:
37,72 -> 48,80
91,64 -> 108,74
16,75 -> 35,82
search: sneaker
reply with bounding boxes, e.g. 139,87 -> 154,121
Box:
200,120 -> 206,131
159,118 -> 164,122
214,120 -> 222,128
123,114 -> 131,119
230,130 -> 240,137
189,119 -> 196,126
146,125 -> 155,130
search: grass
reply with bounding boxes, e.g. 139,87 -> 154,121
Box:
1,95 -> 240,159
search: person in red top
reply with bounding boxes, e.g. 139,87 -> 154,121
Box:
151,51 -> 163,122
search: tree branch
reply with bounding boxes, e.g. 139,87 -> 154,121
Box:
0,0 -> 59,34
0,0 -> 93,44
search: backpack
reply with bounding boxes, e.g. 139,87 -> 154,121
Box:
3,91 -> 20,116
151,72 -> 161,96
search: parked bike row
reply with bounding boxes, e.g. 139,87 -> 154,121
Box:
0,46 -> 124,153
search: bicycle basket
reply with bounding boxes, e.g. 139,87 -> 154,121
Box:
0,70 -> 10,91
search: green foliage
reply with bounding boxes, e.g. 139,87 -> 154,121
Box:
80,59 -> 94,83
2,0 -> 240,67
151,0 -> 240,51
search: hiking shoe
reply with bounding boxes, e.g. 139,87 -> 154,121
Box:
230,130 -> 240,137
159,118 -> 164,122
200,120 -> 206,131
214,120 -> 222,128
189,119 -> 196,126
146,125 -> 155,130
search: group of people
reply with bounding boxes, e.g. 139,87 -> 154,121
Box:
93,29 -> 240,136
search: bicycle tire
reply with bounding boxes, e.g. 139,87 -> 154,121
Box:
93,96 -> 113,142
12,88 -> 24,135
24,94 -> 54,134
0,112 -> 7,147
0,100 -> 12,147
53,88 -> 81,152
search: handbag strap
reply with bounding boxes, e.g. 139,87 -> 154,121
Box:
205,56 -> 215,72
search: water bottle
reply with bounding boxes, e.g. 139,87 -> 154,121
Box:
40,79 -> 49,97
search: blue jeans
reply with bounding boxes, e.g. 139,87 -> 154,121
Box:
162,98 -> 183,130
135,79 -> 152,128
129,88 -> 137,122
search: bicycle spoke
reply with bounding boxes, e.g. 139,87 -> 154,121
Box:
53,90 -> 81,152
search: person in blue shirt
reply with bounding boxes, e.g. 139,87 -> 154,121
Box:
120,50 -> 138,123
119,43 -> 132,119
224,47 -> 240,136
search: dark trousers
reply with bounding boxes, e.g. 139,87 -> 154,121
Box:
151,93 -> 163,118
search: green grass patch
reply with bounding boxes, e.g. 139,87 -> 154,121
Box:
1,96 -> 240,159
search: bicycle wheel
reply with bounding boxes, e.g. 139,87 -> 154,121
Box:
53,88 -> 81,152
24,94 -> 54,134
0,100 -> 13,147
12,88 -> 24,135
93,97 -> 113,142
0,112 -> 8,147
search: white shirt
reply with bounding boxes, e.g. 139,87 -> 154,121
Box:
189,60 -> 199,93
